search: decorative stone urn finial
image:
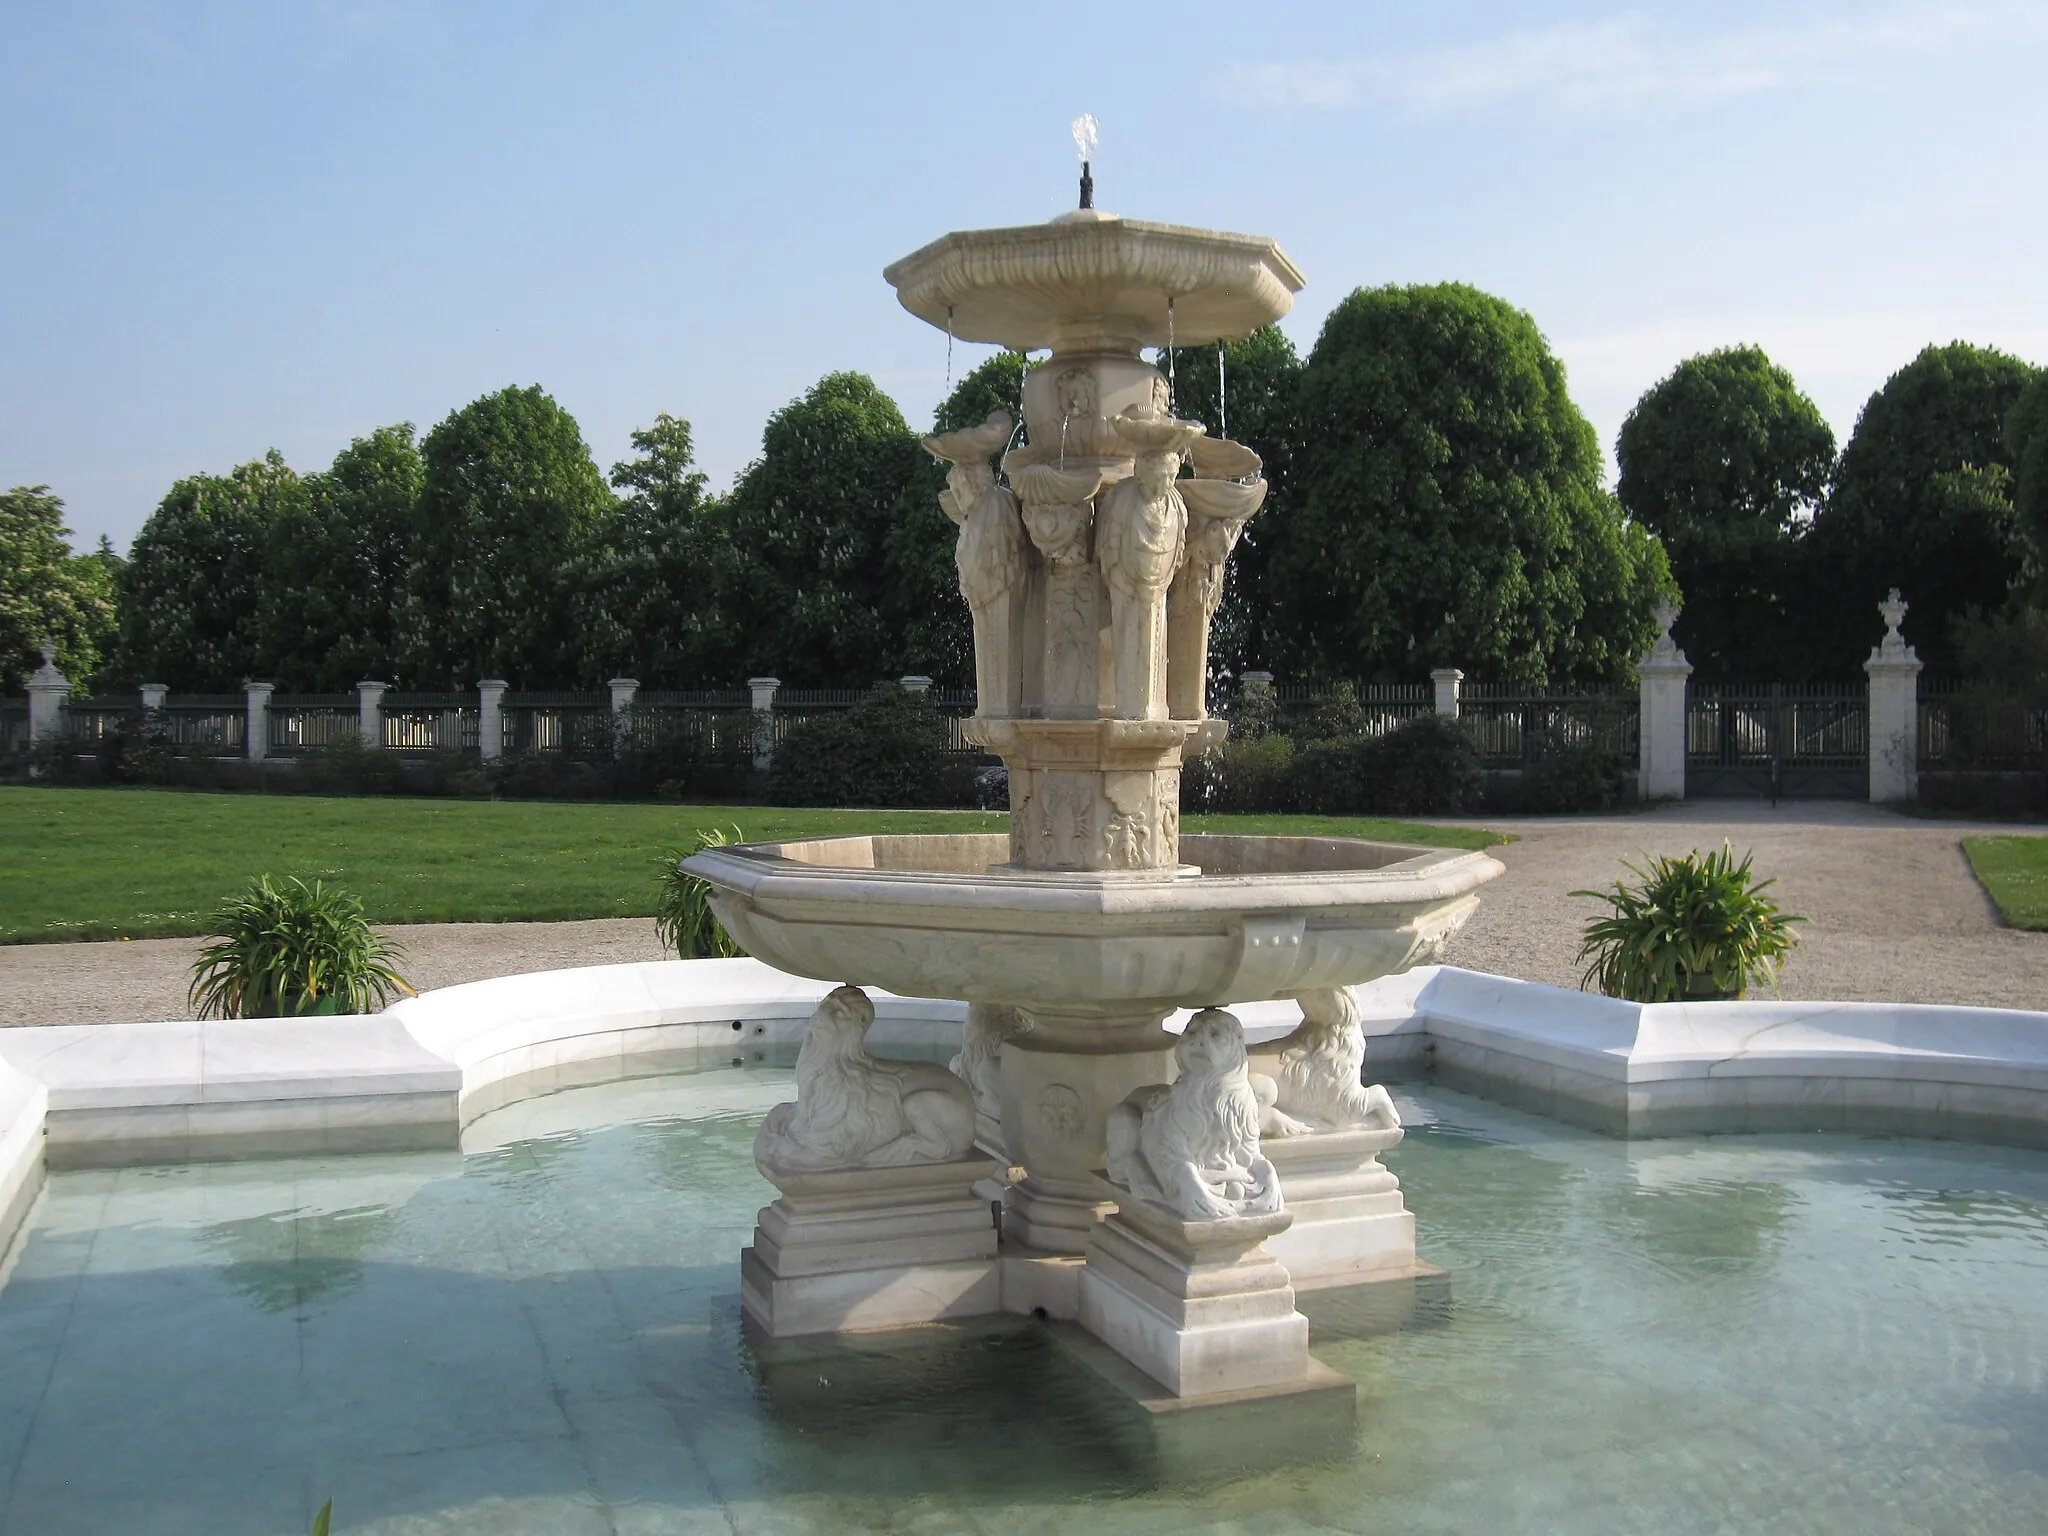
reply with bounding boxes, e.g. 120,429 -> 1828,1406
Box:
1880,587 -> 1908,641
1645,601 -> 1683,664
29,642 -> 65,687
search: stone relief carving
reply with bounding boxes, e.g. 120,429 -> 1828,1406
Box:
925,411 -> 1026,717
1036,1083 -> 1087,1142
1248,987 -> 1401,1137
1099,408 -> 1202,721
949,1002 -> 1031,1121
756,985 -> 977,1171
1106,1008 -> 1283,1221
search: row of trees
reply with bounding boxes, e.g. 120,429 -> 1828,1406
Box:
1618,341 -> 2047,679
5,281 -> 2042,696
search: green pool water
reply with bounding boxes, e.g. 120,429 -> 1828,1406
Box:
2,1066 -> 2045,1534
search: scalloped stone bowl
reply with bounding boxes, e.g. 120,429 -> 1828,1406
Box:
685,833 -> 1503,1017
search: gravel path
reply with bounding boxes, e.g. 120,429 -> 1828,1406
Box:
1,803 -> 2041,1027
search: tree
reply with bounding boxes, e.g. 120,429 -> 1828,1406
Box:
0,486 -> 119,690
1805,342 -> 2040,672
576,413 -> 749,685
1160,325 -> 1303,676
1616,346 -> 1836,681
723,372 -> 963,684
401,386 -> 619,688
933,351 -> 1028,437
1267,282 -> 1673,686
253,425 -> 423,691
117,451 -> 304,691
2008,371 -> 2048,591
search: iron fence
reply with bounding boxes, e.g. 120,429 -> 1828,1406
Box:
266,695 -> 359,755
1918,682 -> 2048,771
1460,690 -> 1639,770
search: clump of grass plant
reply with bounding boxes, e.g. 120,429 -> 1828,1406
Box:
1572,842 -> 1804,1003
655,827 -> 746,959
188,875 -> 413,1019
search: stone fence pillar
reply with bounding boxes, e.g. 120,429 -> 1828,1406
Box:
1239,670 -> 1274,691
900,675 -> 933,694
26,645 -> 69,742
244,680 -> 275,763
477,680 -> 507,762
139,683 -> 168,713
748,677 -> 781,773
1429,668 -> 1464,719
609,678 -> 639,749
356,680 -> 386,747
1865,588 -> 1924,803
1637,603 -> 1691,802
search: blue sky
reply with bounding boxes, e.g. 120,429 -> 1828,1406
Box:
3,1 -> 2045,552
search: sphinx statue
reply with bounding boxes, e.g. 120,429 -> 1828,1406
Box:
756,985 -> 978,1171
1248,987 -> 1401,1137
1106,1008 -> 1283,1220
1098,407 -> 1203,721
924,411 -> 1026,717
948,1001 -> 1031,1122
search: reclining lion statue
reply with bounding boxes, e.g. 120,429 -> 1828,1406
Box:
756,985 -> 977,1171
1106,1008 -> 1283,1221
1249,987 -> 1401,1137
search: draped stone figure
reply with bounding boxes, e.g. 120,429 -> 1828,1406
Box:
1169,436 -> 1268,721
1009,454 -> 1109,721
924,411 -> 1026,717
1098,408 -> 1203,721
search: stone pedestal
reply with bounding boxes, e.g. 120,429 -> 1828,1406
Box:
1078,1182 -> 1311,1398
742,1155 -> 1004,1337
971,716 -> 1223,872
26,645 -> 69,742
1259,1126 -> 1415,1289
997,1015 -> 1176,1255
356,680 -> 387,747
476,679 -> 506,761
243,680 -> 274,763
1866,589 -> 1924,804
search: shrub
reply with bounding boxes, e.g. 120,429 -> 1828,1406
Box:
1292,714 -> 1482,816
294,732 -> 406,795
1514,733 -> 1633,814
189,875 -> 413,1018
1184,732 -> 1297,813
1572,842 -> 1804,1002
655,827 -> 746,958
765,685 -> 975,807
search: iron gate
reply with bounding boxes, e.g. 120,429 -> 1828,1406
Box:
1686,683 -> 1869,800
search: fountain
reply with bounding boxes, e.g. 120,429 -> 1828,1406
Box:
684,148 -> 1504,1408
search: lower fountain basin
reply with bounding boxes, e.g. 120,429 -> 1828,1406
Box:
684,833 -> 1503,1015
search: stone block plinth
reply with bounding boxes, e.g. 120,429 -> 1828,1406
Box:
1078,1179 -> 1312,1398
742,1155 -> 1004,1337
1259,1126 -> 1416,1289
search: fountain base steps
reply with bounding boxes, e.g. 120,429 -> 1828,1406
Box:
741,1154 -> 1004,1337
1076,1184 -> 1315,1398
1261,1126 -> 1418,1290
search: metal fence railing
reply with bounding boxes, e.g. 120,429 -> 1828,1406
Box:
266,695 -> 358,755
1918,682 -> 2048,771
1460,689 -> 1639,770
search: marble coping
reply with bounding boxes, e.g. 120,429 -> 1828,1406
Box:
3,959 -> 2048,1262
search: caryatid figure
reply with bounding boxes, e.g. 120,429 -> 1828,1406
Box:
1099,407 -> 1203,721
924,411 -> 1026,717
1168,436 -> 1268,721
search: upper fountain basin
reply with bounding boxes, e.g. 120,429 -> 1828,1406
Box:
684,833 -> 1501,1018
883,215 -> 1304,354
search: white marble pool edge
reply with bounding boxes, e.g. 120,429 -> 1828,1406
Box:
3,958 -> 2047,1260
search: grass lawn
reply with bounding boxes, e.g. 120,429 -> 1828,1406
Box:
0,786 -> 1505,944
1963,835 -> 2048,931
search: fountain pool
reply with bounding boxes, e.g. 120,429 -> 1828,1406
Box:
3,1057 -> 2046,1534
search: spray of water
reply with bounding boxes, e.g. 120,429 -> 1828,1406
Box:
1071,114 -> 1097,163
1218,341 -> 1228,440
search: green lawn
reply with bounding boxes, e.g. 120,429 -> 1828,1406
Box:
1963,835 -> 2048,931
0,787 -> 1504,944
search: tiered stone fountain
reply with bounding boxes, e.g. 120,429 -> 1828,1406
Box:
685,184 -> 1503,1409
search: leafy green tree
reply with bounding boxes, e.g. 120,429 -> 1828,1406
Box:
1616,346 -> 1835,681
933,350 -> 1029,437
1268,282 -> 1673,686
254,425 -> 423,691
401,386 -> 619,688
1163,325 -> 1303,676
576,413 -> 750,685
118,451 -> 304,691
2007,371 -> 2048,590
1805,343 -> 2040,672
0,486 -> 120,689
724,372 -> 963,684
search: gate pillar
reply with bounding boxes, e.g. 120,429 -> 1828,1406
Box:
1638,603 -> 1691,802
1865,589 -> 1923,804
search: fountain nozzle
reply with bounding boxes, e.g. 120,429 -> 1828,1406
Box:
1079,161 -> 1093,209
